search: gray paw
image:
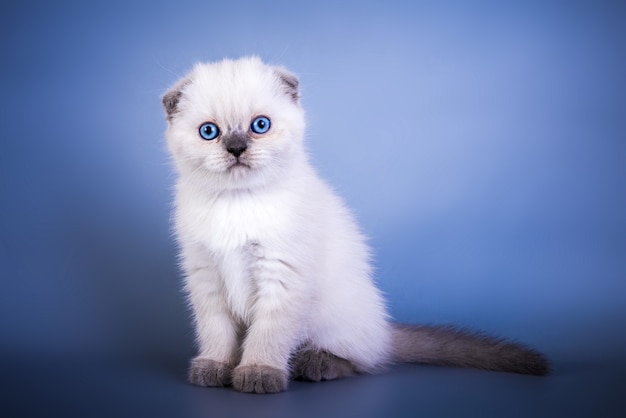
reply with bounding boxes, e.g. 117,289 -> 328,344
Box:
188,358 -> 233,387
291,349 -> 357,382
232,365 -> 288,394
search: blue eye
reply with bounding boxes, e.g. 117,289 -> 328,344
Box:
199,122 -> 220,140
250,116 -> 271,134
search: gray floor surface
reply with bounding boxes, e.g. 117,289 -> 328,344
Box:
3,349 -> 625,418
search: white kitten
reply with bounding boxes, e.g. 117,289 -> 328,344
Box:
163,57 -> 548,394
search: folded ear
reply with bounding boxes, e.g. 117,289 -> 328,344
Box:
162,79 -> 190,121
274,68 -> 300,103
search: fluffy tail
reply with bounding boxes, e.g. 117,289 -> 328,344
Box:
391,324 -> 549,376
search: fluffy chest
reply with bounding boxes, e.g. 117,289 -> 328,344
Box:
177,185 -> 302,253
178,186 -> 303,321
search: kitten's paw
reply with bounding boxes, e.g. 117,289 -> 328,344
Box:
232,365 -> 288,394
188,358 -> 233,387
291,349 -> 357,382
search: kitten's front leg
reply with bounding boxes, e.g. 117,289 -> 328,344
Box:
185,268 -> 239,387
232,258 -> 307,394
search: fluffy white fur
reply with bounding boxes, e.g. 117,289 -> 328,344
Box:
163,57 -> 548,393
166,57 -> 390,376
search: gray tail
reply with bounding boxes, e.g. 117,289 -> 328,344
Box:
391,324 -> 549,376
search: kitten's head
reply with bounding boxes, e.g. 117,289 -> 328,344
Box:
163,57 -> 305,191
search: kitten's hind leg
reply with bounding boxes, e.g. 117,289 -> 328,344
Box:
291,348 -> 358,382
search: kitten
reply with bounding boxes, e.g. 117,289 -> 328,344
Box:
162,57 -> 548,394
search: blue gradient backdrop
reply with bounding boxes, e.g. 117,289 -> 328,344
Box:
1,0 -> 625,417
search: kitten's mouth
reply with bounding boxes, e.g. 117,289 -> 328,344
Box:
228,160 -> 251,170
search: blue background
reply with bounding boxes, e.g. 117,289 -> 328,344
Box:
1,0 -> 625,416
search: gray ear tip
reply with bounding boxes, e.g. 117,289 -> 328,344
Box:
162,89 -> 181,120
275,68 -> 300,102
162,79 -> 190,120
162,89 -> 179,106
161,92 -> 172,109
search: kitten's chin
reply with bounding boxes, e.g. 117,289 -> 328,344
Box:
222,163 -> 267,189
227,161 -> 251,171
191,155 -> 295,191
226,162 -> 254,182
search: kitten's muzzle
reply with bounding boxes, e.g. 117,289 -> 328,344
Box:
224,132 -> 249,158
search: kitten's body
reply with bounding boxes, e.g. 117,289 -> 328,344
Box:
163,57 -> 548,393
